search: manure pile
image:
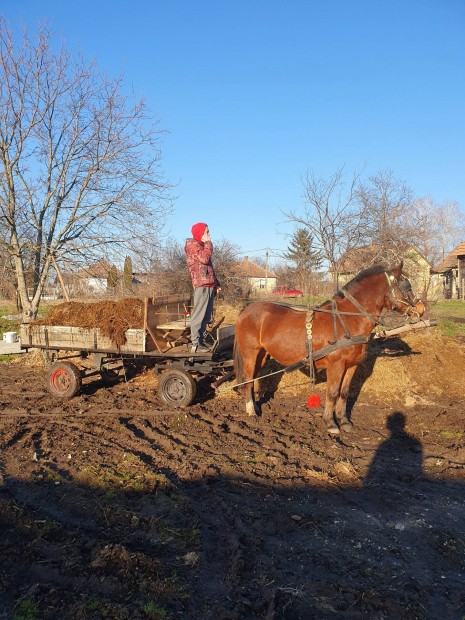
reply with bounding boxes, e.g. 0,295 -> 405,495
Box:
35,298 -> 145,347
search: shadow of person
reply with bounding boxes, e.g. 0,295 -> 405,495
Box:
365,411 -> 424,493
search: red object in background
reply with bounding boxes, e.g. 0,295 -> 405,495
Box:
272,286 -> 304,298
306,394 -> 322,408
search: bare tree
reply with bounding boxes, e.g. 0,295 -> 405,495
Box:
357,171 -> 465,266
356,169 -> 414,263
147,237 -> 243,300
407,197 -> 465,266
0,20 -> 172,320
152,239 -> 191,295
284,166 -> 363,289
212,238 -> 243,301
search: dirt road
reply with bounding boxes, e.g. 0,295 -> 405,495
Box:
1,335 -> 465,619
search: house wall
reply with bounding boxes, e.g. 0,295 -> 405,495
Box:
86,277 -> 108,294
403,251 -> 433,300
248,276 -> 277,294
338,251 -> 437,300
459,258 -> 465,299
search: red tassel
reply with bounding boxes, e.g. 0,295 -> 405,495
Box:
306,394 -> 322,408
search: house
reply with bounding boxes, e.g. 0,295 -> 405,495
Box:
432,241 -> 465,300
62,259 -> 117,296
336,244 -> 433,299
234,257 -> 277,295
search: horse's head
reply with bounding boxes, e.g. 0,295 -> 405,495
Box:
385,262 -> 425,319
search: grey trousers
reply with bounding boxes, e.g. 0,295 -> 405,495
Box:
190,286 -> 215,345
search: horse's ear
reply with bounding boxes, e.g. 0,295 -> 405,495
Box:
391,261 -> 403,278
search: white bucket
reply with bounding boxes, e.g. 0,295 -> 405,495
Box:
3,331 -> 18,344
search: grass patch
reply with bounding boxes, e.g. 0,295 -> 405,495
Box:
429,300 -> 465,338
13,599 -> 38,620
435,318 -> 465,338
141,601 -> 168,619
0,304 -> 21,335
439,430 -> 462,440
431,300 -> 465,318
75,461 -> 173,495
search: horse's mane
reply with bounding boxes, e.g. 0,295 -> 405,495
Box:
335,264 -> 386,299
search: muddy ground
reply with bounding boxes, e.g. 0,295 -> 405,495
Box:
1,330 -> 465,619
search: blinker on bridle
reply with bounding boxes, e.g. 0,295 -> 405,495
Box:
385,272 -> 418,310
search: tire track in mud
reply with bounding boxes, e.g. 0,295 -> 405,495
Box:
88,405 -> 314,614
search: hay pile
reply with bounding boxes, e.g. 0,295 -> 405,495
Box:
274,329 -> 465,405
34,298 -> 145,347
358,330 -> 465,404
218,327 -> 465,407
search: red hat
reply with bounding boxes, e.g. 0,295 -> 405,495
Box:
191,222 -> 207,242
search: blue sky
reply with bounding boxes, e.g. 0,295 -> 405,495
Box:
3,1 -> 465,264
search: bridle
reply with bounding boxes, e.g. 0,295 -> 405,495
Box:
384,272 -> 421,316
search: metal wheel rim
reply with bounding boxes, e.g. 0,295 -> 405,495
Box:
50,368 -> 72,393
162,376 -> 190,403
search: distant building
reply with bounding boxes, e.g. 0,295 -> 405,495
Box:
234,257 -> 277,294
62,259 -> 117,296
335,244 -> 433,299
432,241 -> 465,300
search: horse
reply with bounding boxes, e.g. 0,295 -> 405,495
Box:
233,262 -> 425,434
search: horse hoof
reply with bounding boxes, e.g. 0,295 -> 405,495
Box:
327,426 -> 340,435
340,422 -> 353,432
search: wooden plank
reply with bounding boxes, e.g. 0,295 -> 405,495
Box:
374,319 -> 435,338
19,324 -> 146,352
150,294 -> 191,305
156,319 -> 190,330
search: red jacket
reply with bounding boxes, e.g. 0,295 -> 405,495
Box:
184,238 -> 219,289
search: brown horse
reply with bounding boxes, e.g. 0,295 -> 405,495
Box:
234,263 -> 425,433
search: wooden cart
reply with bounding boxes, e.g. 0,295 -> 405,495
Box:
19,295 -> 235,407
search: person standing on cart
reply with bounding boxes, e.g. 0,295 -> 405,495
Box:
185,222 -> 220,353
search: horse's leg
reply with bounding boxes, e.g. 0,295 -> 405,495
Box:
323,362 -> 345,434
335,364 -> 358,431
244,347 -> 261,416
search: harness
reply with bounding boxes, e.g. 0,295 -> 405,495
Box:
221,270 -> 420,392
300,270 -> 418,382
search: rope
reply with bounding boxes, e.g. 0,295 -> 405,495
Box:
217,360 -> 306,392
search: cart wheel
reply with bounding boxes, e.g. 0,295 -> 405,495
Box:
158,369 -> 197,407
47,361 -> 82,398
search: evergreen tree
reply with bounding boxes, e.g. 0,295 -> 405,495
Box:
107,264 -> 119,290
284,228 -> 323,271
123,256 -> 133,288
283,228 -> 323,293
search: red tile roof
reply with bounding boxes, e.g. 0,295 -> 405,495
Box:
234,257 -> 277,279
432,241 -> 465,273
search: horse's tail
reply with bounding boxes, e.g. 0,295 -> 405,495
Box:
233,332 -> 245,387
